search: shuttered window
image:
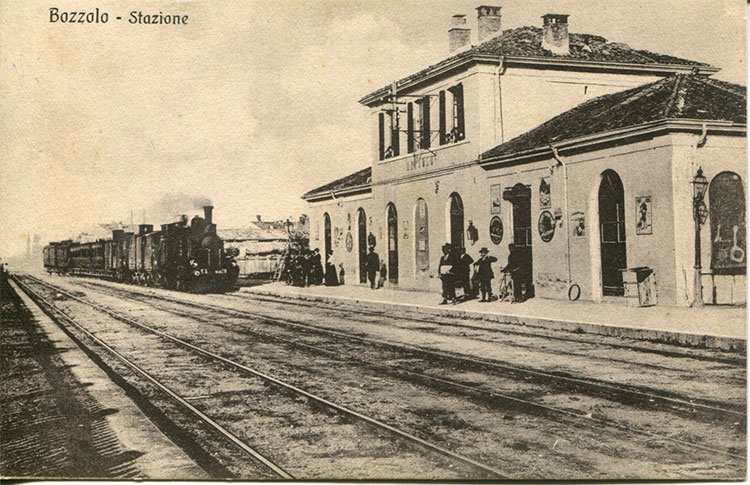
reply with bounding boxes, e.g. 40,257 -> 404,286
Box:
449,83 -> 465,142
378,112 -> 385,160
439,90 -> 446,145
391,112 -> 400,157
420,96 -> 431,149
407,102 -> 414,153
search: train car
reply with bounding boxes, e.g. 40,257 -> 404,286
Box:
43,240 -> 71,274
42,205 -> 238,292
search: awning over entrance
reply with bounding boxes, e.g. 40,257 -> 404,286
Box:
503,183 -> 531,202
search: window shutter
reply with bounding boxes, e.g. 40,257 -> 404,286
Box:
422,96 -> 431,149
391,113 -> 400,157
455,84 -> 465,140
439,90 -> 446,145
378,112 -> 385,160
407,102 -> 414,153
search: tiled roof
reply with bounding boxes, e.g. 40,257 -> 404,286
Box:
361,26 -> 712,104
302,166 -> 372,200
218,225 -> 289,241
481,74 -> 746,160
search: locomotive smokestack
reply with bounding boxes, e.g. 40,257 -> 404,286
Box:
204,205 -> 213,226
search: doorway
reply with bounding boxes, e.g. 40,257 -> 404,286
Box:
323,212 -> 332,264
387,203 -> 399,284
449,193 -> 464,249
598,170 -> 627,296
504,183 -> 533,298
358,208 -> 367,283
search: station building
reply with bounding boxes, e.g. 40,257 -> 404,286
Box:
303,7 -> 746,307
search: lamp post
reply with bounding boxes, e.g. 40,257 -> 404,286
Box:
692,167 -> 709,307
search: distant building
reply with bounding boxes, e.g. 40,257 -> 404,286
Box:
303,7 -> 746,307
219,215 -> 308,276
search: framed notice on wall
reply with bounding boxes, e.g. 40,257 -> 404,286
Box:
635,196 -> 653,235
490,184 -> 501,214
539,177 -> 551,209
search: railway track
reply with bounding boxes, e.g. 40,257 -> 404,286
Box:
71,276 -> 745,419
24,275 -> 746,468
14,275 -> 510,479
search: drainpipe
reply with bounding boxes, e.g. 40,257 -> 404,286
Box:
497,56 -> 506,145
550,145 -> 573,296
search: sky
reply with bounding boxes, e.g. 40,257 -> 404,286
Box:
0,0 -> 745,257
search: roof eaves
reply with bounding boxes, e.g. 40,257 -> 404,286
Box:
479,118 -> 745,169
302,183 -> 373,202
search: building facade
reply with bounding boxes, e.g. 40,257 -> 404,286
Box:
303,7 -> 746,307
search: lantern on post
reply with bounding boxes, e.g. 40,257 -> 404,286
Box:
691,167 -> 709,307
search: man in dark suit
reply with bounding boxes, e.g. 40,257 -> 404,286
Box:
364,246 -> 380,289
438,243 -> 457,304
473,247 -> 497,302
454,246 -> 474,300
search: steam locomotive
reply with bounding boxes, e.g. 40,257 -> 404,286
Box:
43,206 -> 239,293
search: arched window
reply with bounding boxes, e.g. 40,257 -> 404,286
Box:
710,172 -> 746,274
449,192 -> 464,249
415,199 -> 429,273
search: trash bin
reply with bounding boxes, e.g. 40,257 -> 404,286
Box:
620,267 -> 657,307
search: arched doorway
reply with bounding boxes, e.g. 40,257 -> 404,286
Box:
358,208 -> 367,283
449,192 -> 464,249
387,203 -> 399,284
598,170 -> 627,296
415,199 -> 429,274
709,171 -> 746,274
323,212 -> 332,264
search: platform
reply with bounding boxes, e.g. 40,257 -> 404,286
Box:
243,282 -> 747,352
4,279 -> 207,479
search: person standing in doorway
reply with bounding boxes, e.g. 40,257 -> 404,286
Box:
473,247 -> 497,302
438,243 -> 457,304
365,246 -> 380,289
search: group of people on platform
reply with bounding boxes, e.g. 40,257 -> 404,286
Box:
282,247 -> 345,287
438,243 -> 531,305
282,242 -> 532,304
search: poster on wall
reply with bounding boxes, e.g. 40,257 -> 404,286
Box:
491,184 -> 502,214
345,232 -> 353,252
538,210 -> 555,242
489,216 -> 503,245
571,211 -> 585,238
635,196 -> 653,235
539,177 -> 551,209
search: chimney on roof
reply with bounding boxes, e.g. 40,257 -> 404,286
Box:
541,14 -> 570,56
449,14 -> 471,53
476,6 -> 502,43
